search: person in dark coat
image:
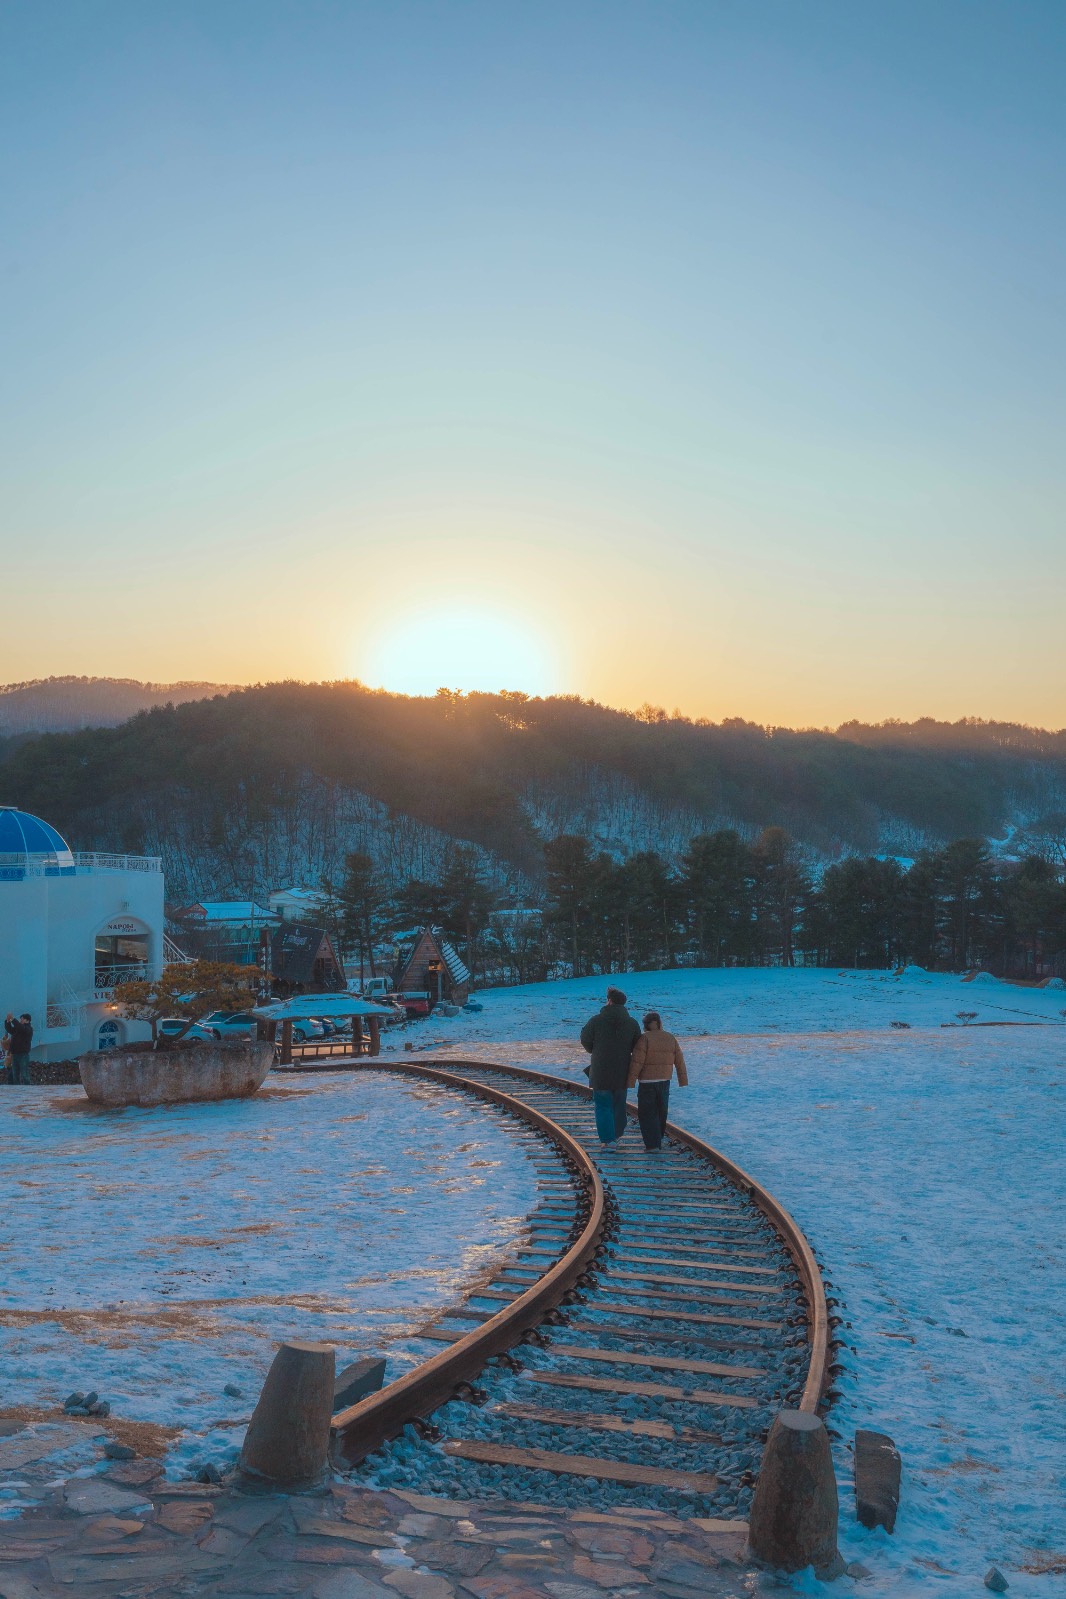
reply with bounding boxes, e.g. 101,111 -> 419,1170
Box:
8,1013 -> 33,1086
579,987 -> 641,1144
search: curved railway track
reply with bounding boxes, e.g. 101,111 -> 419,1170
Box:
333,1058 -> 829,1519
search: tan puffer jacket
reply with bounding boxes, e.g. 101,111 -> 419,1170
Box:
627,1028 -> 688,1087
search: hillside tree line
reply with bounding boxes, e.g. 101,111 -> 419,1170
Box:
322,830 -> 1066,987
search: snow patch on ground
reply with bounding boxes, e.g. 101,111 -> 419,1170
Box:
412,968 -> 1066,1597
0,1071 -> 537,1478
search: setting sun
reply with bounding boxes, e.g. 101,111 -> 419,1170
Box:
361,606 -> 562,697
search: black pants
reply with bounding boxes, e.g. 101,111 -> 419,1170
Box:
636,1080 -> 669,1149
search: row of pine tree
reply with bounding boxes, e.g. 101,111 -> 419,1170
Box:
321,830 -> 1066,987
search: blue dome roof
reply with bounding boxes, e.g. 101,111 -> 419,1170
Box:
0,808 -> 75,867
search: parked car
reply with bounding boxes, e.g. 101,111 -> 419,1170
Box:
291,1018 -> 326,1042
397,990 -> 431,1018
200,1011 -> 260,1040
158,1019 -> 217,1043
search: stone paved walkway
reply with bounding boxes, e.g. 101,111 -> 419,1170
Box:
0,1423 -> 767,1598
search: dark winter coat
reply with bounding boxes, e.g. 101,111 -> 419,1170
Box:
8,1018 -> 32,1054
580,1004 -> 641,1092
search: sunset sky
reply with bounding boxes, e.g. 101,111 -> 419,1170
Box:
3,2 -> 1064,726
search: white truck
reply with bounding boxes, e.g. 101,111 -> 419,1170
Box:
350,975 -> 394,1001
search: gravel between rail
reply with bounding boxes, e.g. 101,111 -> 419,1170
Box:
337,1059 -> 829,1523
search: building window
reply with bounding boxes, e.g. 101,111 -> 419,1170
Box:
95,934 -> 150,985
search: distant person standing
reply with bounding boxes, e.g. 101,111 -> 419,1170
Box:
580,987 -> 640,1144
627,1011 -> 688,1151
8,1013 -> 33,1085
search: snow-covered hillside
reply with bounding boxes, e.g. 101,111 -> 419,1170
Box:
77,776 -> 531,903
410,968 -> 1066,1597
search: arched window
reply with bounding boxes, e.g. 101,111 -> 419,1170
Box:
94,917 -> 151,988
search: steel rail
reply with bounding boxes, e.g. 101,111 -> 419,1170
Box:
419,1059 -> 829,1414
332,1061 -> 606,1466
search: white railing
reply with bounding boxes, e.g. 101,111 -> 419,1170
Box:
46,980 -> 85,1033
93,963 -> 150,994
0,852 -> 162,878
75,852 -> 162,873
163,934 -> 192,964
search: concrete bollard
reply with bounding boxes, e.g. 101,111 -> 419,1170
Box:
748,1409 -> 841,1574
333,1356 -> 387,1413
238,1339 -> 336,1492
854,1428 -> 901,1532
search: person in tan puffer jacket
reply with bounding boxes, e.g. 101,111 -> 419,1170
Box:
627,1012 -> 687,1151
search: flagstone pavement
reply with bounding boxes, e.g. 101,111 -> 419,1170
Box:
0,1451 -> 771,1599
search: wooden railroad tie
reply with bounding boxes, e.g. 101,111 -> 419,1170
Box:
617,1238 -> 770,1257
547,1344 -> 765,1379
473,1283 -> 777,1313
421,1317 -> 770,1355
595,1299 -> 779,1330
591,1285 -> 776,1311
489,1400 -> 724,1445
565,1318 -> 765,1351
607,1269 -> 784,1295
442,1438 -> 718,1493
523,1370 -> 761,1409
617,1253 -> 779,1275
614,1223 -> 758,1241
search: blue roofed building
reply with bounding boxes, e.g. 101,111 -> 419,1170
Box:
0,807 -> 165,1061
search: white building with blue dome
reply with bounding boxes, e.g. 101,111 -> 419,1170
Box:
0,808 -> 165,1060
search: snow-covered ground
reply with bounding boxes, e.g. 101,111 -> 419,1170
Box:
398,968 -> 1066,1597
4,969 -> 1063,1591
0,1071 -> 537,1479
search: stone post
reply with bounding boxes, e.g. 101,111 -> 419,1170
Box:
748,1409 -> 841,1574
855,1428 -> 901,1532
238,1339 -> 335,1491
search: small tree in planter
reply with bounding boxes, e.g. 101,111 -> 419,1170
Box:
112,961 -> 262,1047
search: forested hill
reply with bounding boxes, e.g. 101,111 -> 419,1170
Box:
1,681 -> 1064,900
0,676 -> 234,736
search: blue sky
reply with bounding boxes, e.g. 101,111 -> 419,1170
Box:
2,2 -> 1064,724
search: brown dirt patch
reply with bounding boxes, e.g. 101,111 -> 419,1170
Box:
1021,1552 -> 1066,1575
0,1405 -> 177,1459
46,1096 -> 108,1116
0,1292 -> 354,1347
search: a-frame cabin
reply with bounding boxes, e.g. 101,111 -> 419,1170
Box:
395,926 -> 471,1006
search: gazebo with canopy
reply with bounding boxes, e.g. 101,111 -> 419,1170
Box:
251,994 -> 394,1065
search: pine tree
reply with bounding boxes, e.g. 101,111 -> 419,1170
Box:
544,835 -> 598,976
335,852 -> 391,982
751,828 -> 811,967
682,831 -> 755,965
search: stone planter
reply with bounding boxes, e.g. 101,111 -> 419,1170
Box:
78,1041 -> 274,1108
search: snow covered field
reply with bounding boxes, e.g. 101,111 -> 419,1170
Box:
3,970 -> 1062,1593
400,968 -> 1066,1597
0,1071 -> 537,1479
